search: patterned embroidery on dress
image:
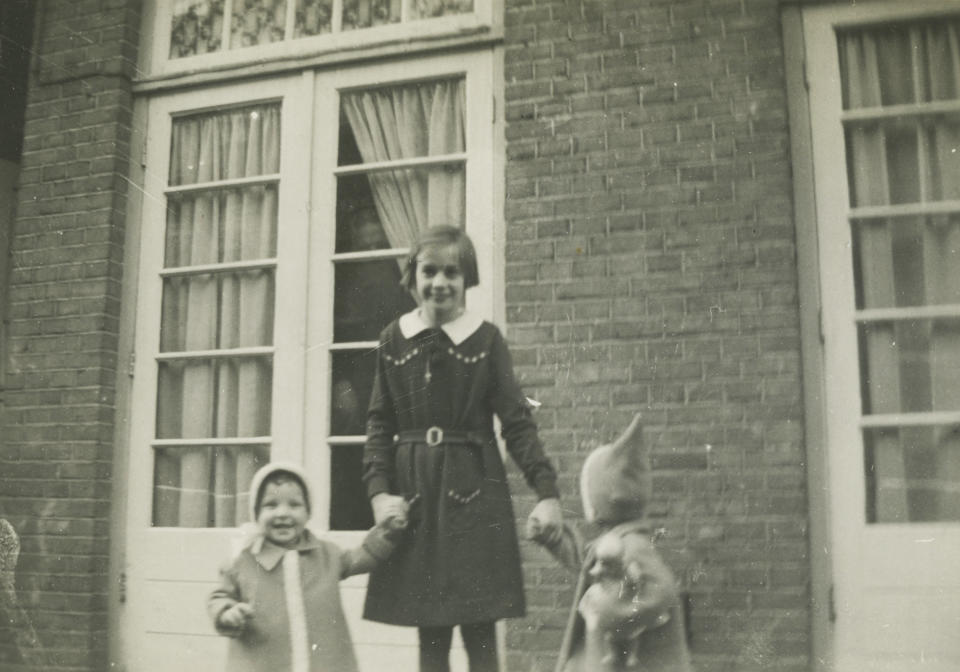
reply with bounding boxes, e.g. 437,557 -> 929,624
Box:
383,347 -> 420,366
446,347 -> 488,364
447,488 -> 481,504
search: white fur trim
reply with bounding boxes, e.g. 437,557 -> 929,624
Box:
283,549 -> 309,672
580,448 -> 600,523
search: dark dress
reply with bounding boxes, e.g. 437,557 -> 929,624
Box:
362,312 -> 559,627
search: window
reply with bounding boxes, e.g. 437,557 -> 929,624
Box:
152,103 -> 280,527
144,0 -> 495,78
836,18 -> 960,523
130,52 -> 496,533
328,76 -> 467,529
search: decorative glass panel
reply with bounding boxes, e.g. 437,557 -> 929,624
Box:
342,0 -> 401,31
295,0 -> 333,36
410,0 -> 474,20
153,103 -> 281,527
231,0 -> 287,49
170,0 -> 225,58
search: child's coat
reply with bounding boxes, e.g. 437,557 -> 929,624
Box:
207,462 -> 396,672
550,521 -> 691,672
536,415 -> 692,672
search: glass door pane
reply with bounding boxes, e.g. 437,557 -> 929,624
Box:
839,18 -> 960,523
152,103 -> 281,527
326,76 -> 466,529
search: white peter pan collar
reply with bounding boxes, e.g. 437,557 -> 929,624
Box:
399,309 -> 483,346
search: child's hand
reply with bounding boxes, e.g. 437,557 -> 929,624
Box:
526,497 -> 563,545
382,512 -> 408,531
218,602 -> 253,633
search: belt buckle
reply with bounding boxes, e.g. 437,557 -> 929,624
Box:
425,426 -> 444,446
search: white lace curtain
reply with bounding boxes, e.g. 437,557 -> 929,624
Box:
154,105 -> 279,527
840,21 -> 960,522
341,78 -> 466,249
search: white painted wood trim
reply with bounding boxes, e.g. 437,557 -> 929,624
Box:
334,153 -> 468,175
782,5 -> 833,669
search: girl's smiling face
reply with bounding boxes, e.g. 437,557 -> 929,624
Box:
256,480 -> 308,547
414,244 -> 465,325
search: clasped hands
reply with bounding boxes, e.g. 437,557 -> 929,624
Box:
372,493 -> 563,545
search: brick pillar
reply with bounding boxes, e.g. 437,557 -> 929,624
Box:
502,1 -> 809,671
0,1 -> 140,670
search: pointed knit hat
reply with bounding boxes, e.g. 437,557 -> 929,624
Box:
248,461 -> 313,523
580,413 -> 651,525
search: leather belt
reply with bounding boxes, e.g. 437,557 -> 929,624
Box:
395,427 -> 485,448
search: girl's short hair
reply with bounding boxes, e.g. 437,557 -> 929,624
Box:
401,225 -> 479,291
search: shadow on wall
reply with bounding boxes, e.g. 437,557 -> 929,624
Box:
0,518 -> 49,668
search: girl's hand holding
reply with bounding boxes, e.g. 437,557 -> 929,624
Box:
526,497 -> 563,546
371,493 -> 408,526
218,602 -> 253,633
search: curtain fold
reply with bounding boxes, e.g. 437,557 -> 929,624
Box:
841,22 -> 960,522
342,78 -> 466,251
156,105 -> 279,527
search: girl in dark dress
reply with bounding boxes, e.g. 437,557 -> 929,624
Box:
362,226 -> 564,672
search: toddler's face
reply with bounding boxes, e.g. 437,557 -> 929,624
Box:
257,480 -> 308,547
415,244 -> 465,325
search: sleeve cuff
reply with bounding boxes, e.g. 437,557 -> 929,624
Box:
534,474 -> 559,500
366,475 -> 391,500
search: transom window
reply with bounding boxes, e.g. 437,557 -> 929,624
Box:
146,0 -> 493,80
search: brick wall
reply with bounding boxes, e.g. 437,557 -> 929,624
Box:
501,1 -> 808,671
0,1 -> 140,670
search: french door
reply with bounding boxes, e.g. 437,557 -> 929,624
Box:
805,3 -> 960,670
121,51 -> 496,671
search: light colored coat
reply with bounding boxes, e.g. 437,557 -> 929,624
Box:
208,527 -> 395,672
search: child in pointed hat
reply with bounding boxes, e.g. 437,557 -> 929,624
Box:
530,414 -> 692,672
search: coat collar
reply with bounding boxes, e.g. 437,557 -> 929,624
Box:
398,309 -> 483,346
248,528 -> 323,570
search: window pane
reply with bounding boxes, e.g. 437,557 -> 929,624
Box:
839,20 -> 960,110
334,260 -> 414,342
410,0 -> 474,19
853,216 -> 960,310
157,357 -> 273,438
329,444 -> 375,530
160,271 -> 276,351
330,349 -> 377,436
165,187 -> 279,266
295,0 -> 332,36
859,318 -> 960,416
153,445 -> 269,526
342,0 -> 401,31
231,0 -> 287,49
170,0 -> 224,59
169,105 -> 281,186
865,426 -> 960,523
339,78 -> 465,166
